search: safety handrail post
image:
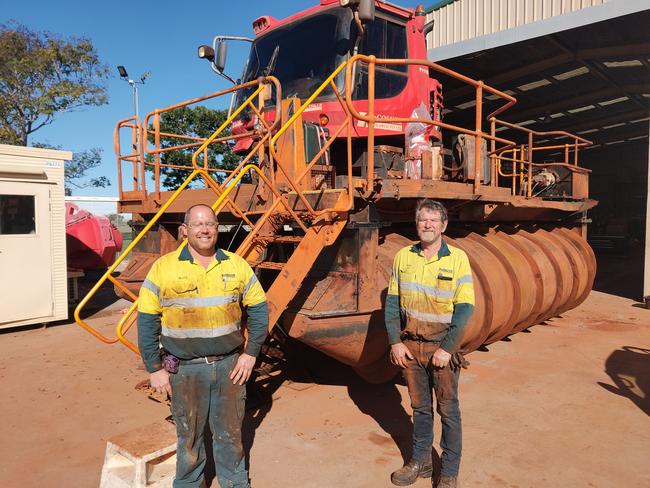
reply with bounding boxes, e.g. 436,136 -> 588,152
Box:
154,111 -> 161,195
138,118 -> 147,196
527,132 -> 534,198
132,118 -> 139,191
474,81 -> 484,194
114,121 -> 125,196
490,117 -> 497,187
519,145 -> 525,192
512,148 -> 517,195
367,57 -> 376,190
565,143 -> 570,165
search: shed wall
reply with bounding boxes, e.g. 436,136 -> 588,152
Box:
427,0 -> 609,48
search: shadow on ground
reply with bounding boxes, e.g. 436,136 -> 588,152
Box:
282,340 -> 414,463
598,346 -> 650,416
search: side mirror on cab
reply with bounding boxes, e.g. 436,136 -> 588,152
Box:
215,39 -> 228,73
339,0 -> 375,23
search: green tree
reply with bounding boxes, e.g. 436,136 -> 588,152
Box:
148,106 -> 241,190
64,147 -> 110,196
0,22 -> 109,145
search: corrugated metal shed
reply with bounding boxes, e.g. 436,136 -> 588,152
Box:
423,0 -> 650,301
427,0 -> 610,48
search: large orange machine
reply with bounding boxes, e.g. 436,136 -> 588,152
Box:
75,0 -> 596,382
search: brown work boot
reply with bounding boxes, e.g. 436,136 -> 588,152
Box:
391,458 -> 433,486
435,475 -> 458,488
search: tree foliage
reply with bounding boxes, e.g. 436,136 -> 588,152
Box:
64,147 -> 110,195
149,106 -> 241,190
0,21 -> 109,145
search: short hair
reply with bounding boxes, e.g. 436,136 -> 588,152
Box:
183,204 -> 217,224
415,199 -> 448,223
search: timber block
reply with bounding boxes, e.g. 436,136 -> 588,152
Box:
99,419 -> 177,488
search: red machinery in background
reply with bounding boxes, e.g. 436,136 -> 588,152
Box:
65,203 -> 123,270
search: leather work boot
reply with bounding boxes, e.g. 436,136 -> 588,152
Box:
391,459 -> 433,486
435,475 -> 458,488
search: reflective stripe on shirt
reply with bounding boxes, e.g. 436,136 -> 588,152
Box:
142,278 -> 160,297
400,281 -> 455,299
456,274 -> 473,285
401,307 -> 453,323
160,294 -> 240,308
243,274 -> 259,297
162,321 -> 241,338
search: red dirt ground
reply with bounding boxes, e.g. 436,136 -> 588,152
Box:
0,290 -> 648,487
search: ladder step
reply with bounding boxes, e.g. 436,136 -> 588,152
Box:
254,261 -> 286,270
270,235 -> 303,244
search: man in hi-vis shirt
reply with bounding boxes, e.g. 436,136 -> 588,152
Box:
386,199 -> 474,488
138,204 -> 268,488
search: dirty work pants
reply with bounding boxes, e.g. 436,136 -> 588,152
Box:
169,353 -> 249,488
402,339 -> 462,477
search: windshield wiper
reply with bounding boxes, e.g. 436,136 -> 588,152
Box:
263,45 -> 280,77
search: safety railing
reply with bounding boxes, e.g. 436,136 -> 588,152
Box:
76,80 -> 306,350
77,158 -> 310,351
115,115 -> 146,196
114,77 -> 283,200
343,54 -> 591,200
344,54 -> 518,195
490,118 -> 591,197
116,56 -> 593,208
78,74 -> 354,351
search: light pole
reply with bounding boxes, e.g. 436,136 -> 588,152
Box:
117,65 -> 150,122
117,66 -> 150,185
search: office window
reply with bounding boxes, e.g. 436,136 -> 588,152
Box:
0,195 -> 36,235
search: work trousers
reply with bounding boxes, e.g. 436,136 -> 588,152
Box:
402,339 -> 462,477
169,353 -> 249,488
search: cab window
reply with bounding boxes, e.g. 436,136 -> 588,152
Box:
353,16 -> 408,100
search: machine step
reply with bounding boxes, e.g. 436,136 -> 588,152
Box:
254,261 -> 286,270
269,235 -> 303,244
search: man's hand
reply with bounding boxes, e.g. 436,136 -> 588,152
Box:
432,348 -> 452,369
390,342 -> 414,369
229,353 -> 256,385
150,368 -> 172,397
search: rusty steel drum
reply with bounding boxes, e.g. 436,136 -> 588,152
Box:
283,226 -> 596,383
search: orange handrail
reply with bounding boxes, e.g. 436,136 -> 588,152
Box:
113,162 -> 299,353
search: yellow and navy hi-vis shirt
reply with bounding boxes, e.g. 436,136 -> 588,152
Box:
385,239 -> 475,353
137,244 -> 268,373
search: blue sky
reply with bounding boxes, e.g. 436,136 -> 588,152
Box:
4,0 -> 427,198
